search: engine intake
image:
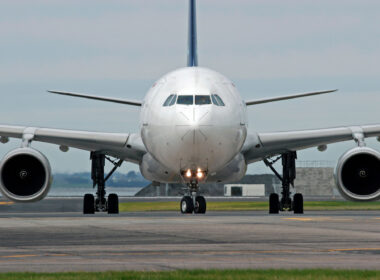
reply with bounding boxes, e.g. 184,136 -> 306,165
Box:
335,147 -> 380,201
0,148 -> 52,202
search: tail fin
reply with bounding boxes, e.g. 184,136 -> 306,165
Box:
187,0 -> 198,67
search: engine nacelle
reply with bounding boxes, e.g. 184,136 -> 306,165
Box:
335,147 -> 380,201
0,148 -> 52,202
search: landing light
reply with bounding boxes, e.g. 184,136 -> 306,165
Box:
186,169 -> 192,178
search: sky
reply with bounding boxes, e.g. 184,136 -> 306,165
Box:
1,0 -> 380,174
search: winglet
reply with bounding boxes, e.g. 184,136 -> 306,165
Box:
48,90 -> 142,107
245,89 -> 338,106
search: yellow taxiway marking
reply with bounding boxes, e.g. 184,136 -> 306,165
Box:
282,217 -> 354,222
0,202 -> 14,205
1,254 -> 37,258
283,217 -> 314,221
328,248 -> 380,252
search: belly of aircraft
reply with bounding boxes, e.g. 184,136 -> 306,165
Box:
143,123 -> 245,174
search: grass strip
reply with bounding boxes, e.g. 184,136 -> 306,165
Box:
119,200 -> 380,212
2,269 -> 380,280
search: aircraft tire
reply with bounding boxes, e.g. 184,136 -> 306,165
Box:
269,193 -> 279,214
83,193 -> 95,214
107,193 -> 119,214
180,196 -> 194,214
194,196 -> 206,214
293,193 -> 304,214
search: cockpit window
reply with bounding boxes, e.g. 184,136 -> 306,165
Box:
195,95 -> 211,105
211,94 -> 225,106
177,95 -> 193,105
163,94 -> 176,106
168,94 -> 177,106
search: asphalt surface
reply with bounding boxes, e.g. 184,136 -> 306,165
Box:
0,198 -> 379,272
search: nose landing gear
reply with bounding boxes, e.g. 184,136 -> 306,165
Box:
180,181 -> 206,214
264,151 -> 304,214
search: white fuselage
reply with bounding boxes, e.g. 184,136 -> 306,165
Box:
139,67 -> 248,184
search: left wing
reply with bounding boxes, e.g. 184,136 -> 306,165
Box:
0,125 -> 146,164
242,124 -> 380,163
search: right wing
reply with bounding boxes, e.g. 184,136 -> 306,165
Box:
0,125 -> 146,164
48,90 -> 142,106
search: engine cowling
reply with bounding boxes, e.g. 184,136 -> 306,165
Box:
0,148 -> 52,202
335,147 -> 380,201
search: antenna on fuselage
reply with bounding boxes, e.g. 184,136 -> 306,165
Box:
187,0 -> 198,67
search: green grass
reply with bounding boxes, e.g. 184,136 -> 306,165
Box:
119,200 -> 380,212
1,270 -> 380,280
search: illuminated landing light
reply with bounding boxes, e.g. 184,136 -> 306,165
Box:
186,169 -> 192,178
196,168 -> 204,179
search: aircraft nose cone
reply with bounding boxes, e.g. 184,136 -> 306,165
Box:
176,106 -> 211,145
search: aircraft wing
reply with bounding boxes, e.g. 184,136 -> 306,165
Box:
47,90 -> 142,106
242,124 -> 380,163
245,89 -> 337,106
0,125 -> 146,164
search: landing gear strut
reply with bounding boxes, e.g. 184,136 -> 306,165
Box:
180,181 -> 206,214
83,152 -> 123,214
264,151 -> 304,214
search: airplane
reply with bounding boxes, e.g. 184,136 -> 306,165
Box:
1,0 -> 380,215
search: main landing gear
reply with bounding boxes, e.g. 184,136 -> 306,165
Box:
180,181 -> 206,214
83,152 -> 123,215
264,151 -> 304,214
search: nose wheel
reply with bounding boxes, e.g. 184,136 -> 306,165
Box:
180,195 -> 206,214
180,196 -> 194,214
194,196 -> 206,214
180,181 -> 206,214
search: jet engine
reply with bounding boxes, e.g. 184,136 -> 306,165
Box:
0,148 -> 52,202
335,147 -> 380,201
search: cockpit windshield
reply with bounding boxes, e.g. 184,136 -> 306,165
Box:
195,95 -> 211,105
163,94 -> 225,106
177,95 -> 194,105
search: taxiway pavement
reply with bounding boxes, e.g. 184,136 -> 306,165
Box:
0,198 -> 379,272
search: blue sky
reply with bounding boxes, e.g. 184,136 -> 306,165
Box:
1,0 -> 380,174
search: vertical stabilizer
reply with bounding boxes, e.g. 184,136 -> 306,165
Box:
187,0 -> 198,67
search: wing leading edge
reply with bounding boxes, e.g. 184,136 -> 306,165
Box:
245,89 -> 337,106
48,90 -> 142,106
0,125 -> 146,164
242,124 -> 380,163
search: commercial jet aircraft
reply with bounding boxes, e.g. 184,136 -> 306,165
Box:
1,0 -> 380,215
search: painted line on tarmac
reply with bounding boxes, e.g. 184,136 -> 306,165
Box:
1,254 -> 37,258
327,248 -> 380,252
0,202 -> 13,205
282,217 -> 314,221
282,217 -> 354,222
